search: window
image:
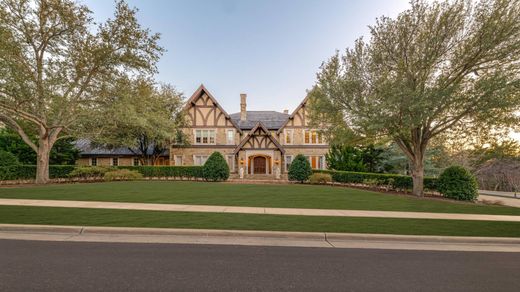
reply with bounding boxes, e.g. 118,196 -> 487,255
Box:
112,158 -> 119,166
284,155 -> 293,172
91,157 -> 97,166
226,129 -> 235,145
195,129 -> 216,145
284,129 -> 293,144
305,155 -> 325,169
174,155 -> 183,166
133,158 -> 140,166
193,155 -> 209,166
304,130 -> 324,144
226,155 -> 235,171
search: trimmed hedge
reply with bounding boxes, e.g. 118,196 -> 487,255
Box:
0,165 -> 204,181
0,165 -> 75,181
118,166 -> 204,179
314,170 -> 438,192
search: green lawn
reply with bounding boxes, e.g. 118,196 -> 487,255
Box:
1,205 -> 519,237
0,181 -> 518,215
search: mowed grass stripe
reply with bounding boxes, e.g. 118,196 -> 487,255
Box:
1,205 -> 519,237
0,181 -> 518,215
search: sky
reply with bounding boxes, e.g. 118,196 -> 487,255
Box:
83,0 -> 411,114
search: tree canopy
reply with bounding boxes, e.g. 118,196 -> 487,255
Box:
89,78 -> 185,165
0,0 -> 163,183
309,0 -> 520,196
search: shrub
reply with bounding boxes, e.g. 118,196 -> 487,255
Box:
437,166 -> 478,201
118,166 -> 204,179
0,151 -> 20,166
309,173 -> 332,184
0,165 -> 75,180
289,154 -> 313,183
104,169 -> 143,181
314,169 -> 439,192
68,166 -> 112,179
202,152 -> 230,182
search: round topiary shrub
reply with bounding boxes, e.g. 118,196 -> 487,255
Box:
288,154 -> 313,183
437,166 -> 478,201
0,150 -> 19,167
202,152 -> 230,182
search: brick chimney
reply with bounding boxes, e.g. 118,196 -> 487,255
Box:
283,109 -> 289,114
240,93 -> 247,121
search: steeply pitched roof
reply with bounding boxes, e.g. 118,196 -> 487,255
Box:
229,111 -> 289,130
276,95 -> 309,134
185,84 -> 242,134
233,122 -> 285,154
74,139 -> 169,157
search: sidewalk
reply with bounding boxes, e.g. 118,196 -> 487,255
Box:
1,198 -> 519,222
1,224 -> 519,252
478,195 -> 520,208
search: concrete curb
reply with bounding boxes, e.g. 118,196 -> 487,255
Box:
2,224 -> 520,253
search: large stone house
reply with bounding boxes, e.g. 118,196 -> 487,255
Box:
171,85 -> 328,176
75,84 -> 329,175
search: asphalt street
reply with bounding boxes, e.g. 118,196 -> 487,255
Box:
0,239 -> 518,291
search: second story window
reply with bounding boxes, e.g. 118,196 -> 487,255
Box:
195,129 -> 216,144
133,158 -> 140,166
304,130 -> 324,144
91,157 -> 97,166
284,129 -> 293,144
112,157 -> 119,166
226,129 -> 235,145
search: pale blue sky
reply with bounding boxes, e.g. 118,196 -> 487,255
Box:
84,0 -> 411,114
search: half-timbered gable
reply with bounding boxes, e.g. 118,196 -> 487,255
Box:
234,122 -> 284,154
184,84 -> 241,131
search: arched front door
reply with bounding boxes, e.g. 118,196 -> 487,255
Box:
253,156 -> 266,174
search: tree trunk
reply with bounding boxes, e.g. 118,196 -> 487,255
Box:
410,159 -> 424,197
35,138 -> 51,184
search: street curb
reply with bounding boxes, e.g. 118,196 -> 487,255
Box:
1,224 -> 520,245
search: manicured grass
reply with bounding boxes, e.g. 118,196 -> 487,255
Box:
0,181 -> 518,215
0,205 -> 519,237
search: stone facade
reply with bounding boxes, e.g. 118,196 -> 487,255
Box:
171,85 -> 329,176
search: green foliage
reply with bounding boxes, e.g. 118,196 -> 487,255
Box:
104,169 -> 143,182
0,150 -> 19,166
68,166 -> 113,179
309,0 -> 520,196
202,152 -> 230,182
0,0 -> 164,183
288,154 -> 313,183
90,79 -> 185,165
0,129 -> 79,165
118,166 -> 203,179
315,170 -> 438,192
326,145 -> 366,172
0,165 -> 75,180
326,144 -> 389,172
309,173 -> 332,184
438,166 -> 478,201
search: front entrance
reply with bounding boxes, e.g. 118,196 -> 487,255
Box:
253,156 -> 266,174
247,155 -> 272,174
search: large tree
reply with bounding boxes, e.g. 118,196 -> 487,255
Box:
0,0 -> 163,183
309,0 -> 520,196
90,78 -> 185,166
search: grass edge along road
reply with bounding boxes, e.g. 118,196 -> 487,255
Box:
0,181 -> 518,216
1,205 -> 519,237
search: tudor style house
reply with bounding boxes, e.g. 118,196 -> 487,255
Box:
171,85 -> 328,176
